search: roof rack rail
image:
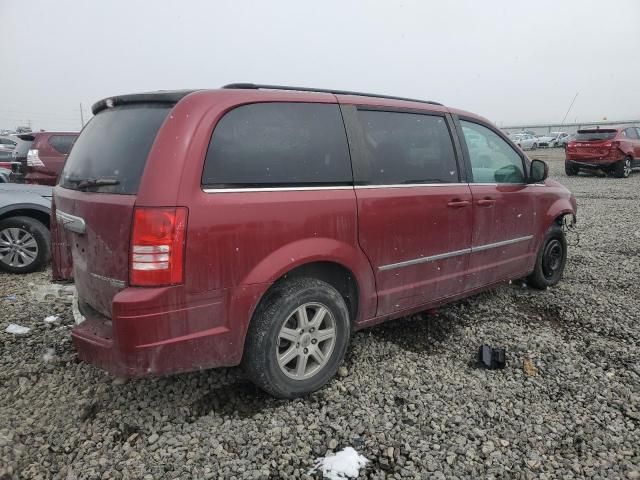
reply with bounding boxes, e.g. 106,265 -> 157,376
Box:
222,83 -> 443,106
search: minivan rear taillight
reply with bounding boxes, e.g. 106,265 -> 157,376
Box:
130,207 -> 188,286
26,149 -> 44,167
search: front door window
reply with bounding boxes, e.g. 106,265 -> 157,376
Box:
461,121 -> 525,184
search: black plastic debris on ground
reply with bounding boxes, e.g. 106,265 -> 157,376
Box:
478,345 -> 506,369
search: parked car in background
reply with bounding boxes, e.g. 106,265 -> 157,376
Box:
9,131 -> 78,185
53,85 -> 577,398
0,150 -> 13,170
8,134 -> 36,174
559,133 -> 576,149
512,133 -> 538,150
536,132 -> 568,148
0,136 -> 17,151
0,183 -> 52,273
549,132 -> 569,147
565,126 -> 640,178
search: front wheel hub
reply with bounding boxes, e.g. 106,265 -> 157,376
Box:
276,302 -> 337,380
542,239 -> 563,279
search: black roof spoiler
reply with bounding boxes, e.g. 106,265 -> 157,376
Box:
223,83 -> 444,106
92,90 -> 197,115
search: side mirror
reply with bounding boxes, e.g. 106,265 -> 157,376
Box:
529,159 -> 548,183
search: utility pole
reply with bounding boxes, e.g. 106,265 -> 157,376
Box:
79,103 -> 85,128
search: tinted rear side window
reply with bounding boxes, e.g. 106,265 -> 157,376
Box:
60,105 -> 170,194
202,103 -> 352,188
48,135 -> 76,155
354,110 -> 458,185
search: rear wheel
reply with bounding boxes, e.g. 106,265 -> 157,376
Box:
0,216 -> 50,274
531,143 -> 538,150
614,156 -> 632,178
527,224 -> 567,289
243,278 -> 351,398
565,162 -> 579,176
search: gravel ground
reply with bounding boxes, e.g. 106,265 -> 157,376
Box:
1,149 -> 639,479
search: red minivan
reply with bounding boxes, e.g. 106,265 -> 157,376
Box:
565,126 -> 640,178
52,85 -> 577,398
10,132 -> 78,185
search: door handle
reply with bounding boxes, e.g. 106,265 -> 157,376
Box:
447,199 -> 470,208
477,198 -> 496,207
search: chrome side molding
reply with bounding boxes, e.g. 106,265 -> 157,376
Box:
378,235 -> 533,271
471,235 -> 534,253
378,247 -> 471,271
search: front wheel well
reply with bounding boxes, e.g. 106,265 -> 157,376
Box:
553,212 -> 575,228
0,209 -> 50,229
267,261 -> 359,324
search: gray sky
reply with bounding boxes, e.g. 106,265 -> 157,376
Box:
1,0 -> 639,132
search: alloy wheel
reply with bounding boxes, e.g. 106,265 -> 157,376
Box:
0,227 -> 38,268
276,302 -> 337,380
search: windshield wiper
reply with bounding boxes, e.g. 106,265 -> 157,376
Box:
75,178 -> 120,190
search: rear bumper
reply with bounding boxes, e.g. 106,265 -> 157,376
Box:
565,159 -> 617,170
71,283 -> 268,377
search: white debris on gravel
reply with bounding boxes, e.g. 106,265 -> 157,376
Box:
312,447 -> 369,480
33,284 -> 75,303
5,323 -> 30,335
43,315 -> 59,323
42,349 -> 55,363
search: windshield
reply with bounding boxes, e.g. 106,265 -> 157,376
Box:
59,104 -> 171,194
575,130 -> 617,141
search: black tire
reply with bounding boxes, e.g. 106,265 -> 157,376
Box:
614,156 -> 632,178
243,278 -> 351,398
0,216 -> 50,274
565,162 -> 579,176
532,143 -> 538,150
527,224 -> 567,289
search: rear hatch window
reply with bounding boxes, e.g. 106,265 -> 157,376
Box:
575,130 -> 617,142
59,105 -> 171,194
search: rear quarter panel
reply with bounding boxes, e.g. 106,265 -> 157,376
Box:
137,90 -> 378,326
